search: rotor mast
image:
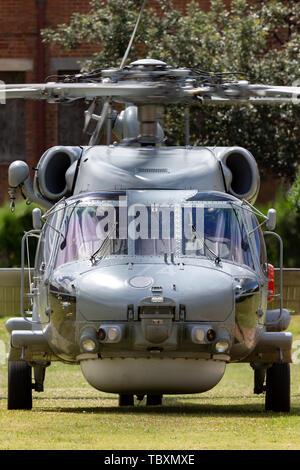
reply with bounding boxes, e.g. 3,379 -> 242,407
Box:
138,104 -> 164,144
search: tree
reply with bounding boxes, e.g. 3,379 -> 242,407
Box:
42,0 -> 300,181
288,166 -> 300,212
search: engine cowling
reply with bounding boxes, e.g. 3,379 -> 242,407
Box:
215,146 -> 260,204
34,146 -> 82,202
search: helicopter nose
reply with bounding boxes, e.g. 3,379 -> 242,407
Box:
76,266 -> 136,321
76,263 -> 234,323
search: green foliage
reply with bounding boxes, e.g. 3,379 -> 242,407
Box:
0,200 -> 37,268
42,0 -> 149,69
288,166 -> 300,212
257,183 -> 300,268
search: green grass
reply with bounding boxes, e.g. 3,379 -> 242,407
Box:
0,315 -> 300,450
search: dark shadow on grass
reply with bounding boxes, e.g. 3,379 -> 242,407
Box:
31,396 -> 300,418
2,394 -> 299,416
33,394 -> 258,401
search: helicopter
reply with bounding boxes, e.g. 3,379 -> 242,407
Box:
3,7 -> 300,412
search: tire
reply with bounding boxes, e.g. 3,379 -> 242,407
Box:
119,394 -> 134,406
146,394 -> 162,406
8,361 -> 32,410
265,363 -> 290,412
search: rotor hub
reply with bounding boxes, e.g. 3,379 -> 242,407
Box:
102,58 -> 191,83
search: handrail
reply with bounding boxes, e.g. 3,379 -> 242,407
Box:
20,230 -> 41,323
263,231 -> 283,326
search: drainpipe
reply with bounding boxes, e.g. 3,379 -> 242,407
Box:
36,0 -> 47,157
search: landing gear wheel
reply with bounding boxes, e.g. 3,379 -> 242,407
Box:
265,363 -> 290,412
119,394 -> 134,406
146,394 -> 162,406
8,361 -> 32,410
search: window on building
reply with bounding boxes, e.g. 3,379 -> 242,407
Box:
0,72 -> 26,162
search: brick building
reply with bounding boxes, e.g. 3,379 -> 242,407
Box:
0,0 -> 274,204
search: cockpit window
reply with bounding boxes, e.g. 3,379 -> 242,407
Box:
131,205 -> 175,256
50,195 -> 255,270
182,204 -> 255,269
55,198 -> 127,268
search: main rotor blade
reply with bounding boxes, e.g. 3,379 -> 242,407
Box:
1,81 -> 300,105
203,96 -> 300,105
119,0 -> 147,69
1,82 -> 176,103
1,85 -> 47,100
191,82 -> 300,104
249,84 -> 300,97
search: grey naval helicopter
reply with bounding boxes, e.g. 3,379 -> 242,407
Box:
3,36 -> 300,412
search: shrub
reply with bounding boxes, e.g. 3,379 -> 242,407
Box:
257,182 -> 300,268
0,200 -> 38,268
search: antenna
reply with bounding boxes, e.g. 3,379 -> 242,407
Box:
120,0 -> 147,69
87,0 -> 147,145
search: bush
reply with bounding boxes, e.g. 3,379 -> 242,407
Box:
0,200 -> 38,268
257,181 -> 300,268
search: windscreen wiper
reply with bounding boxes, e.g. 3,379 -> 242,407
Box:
191,224 -> 221,265
90,221 -> 117,264
60,200 -> 81,250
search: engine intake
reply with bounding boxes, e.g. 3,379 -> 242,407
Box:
34,146 -> 82,201
216,147 -> 260,204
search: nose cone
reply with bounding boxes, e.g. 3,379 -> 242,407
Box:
76,264 -> 234,322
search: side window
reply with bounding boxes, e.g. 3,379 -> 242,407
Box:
34,233 -> 46,276
258,226 -> 268,275
35,211 -> 60,276
251,215 -> 268,274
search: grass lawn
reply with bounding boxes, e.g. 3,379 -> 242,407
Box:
0,315 -> 299,450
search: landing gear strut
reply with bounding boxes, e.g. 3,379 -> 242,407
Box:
118,394 -> 163,406
146,394 -> 162,406
119,394 -> 134,406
